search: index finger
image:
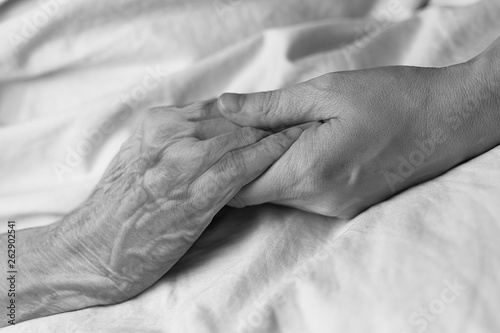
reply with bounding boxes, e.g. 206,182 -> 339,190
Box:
190,127 -> 303,211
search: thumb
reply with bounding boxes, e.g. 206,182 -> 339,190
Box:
218,77 -> 333,131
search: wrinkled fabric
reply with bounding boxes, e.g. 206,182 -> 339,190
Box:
1,0 -> 499,332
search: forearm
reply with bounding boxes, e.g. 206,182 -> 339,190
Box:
0,211 -> 122,327
0,93 -> 298,327
431,37 -> 500,170
465,37 -> 500,151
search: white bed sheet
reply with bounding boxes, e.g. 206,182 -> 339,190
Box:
1,0 -> 499,332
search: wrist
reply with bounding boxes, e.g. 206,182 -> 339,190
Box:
15,214 -> 128,323
459,46 -> 500,154
430,51 -> 500,168
49,203 -> 133,301
56,180 -> 168,301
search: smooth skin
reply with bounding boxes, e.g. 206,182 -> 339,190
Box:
0,103 -> 302,325
218,37 -> 500,218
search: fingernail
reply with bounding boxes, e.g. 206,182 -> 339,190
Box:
284,127 -> 303,140
219,93 -> 242,113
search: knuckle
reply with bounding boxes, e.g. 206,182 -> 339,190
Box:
221,151 -> 246,180
308,75 -> 338,106
261,90 -> 282,118
240,126 -> 258,140
265,89 -> 297,131
311,73 -> 336,93
145,106 -> 177,124
142,108 -> 184,139
182,102 -> 207,120
273,131 -> 293,151
229,194 -> 247,208
239,126 -> 264,145
190,177 -> 221,212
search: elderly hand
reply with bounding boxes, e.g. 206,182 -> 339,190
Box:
75,102 -> 304,293
217,42 -> 500,218
3,101 -> 302,324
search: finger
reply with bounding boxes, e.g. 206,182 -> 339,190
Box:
295,121 -> 323,131
184,100 -> 242,139
149,100 -> 223,122
217,75 -> 334,131
141,107 -> 195,144
227,122 -> 323,208
195,118 -> 241,140
180,100 -> 223,121
191,127 -> 303,210
148,102 -> 240,140
200,126 -> 273,162
227,169 -> 287,209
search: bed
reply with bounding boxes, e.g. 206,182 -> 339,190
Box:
0,0 -> 499,332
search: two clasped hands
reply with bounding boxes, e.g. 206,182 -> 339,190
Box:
3,37 -> 499,325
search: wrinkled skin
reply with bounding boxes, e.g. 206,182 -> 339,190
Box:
4,101 -> 302,324
4,36 -> 499,327
60,102 -> 303,298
